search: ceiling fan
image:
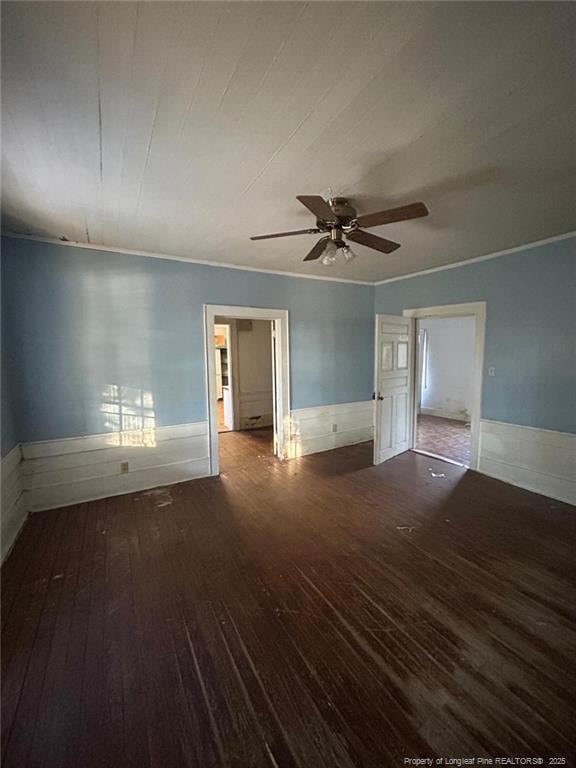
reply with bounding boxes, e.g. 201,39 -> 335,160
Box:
250,196 -> 429,265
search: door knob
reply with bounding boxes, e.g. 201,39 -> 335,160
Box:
377,394 -> 384,400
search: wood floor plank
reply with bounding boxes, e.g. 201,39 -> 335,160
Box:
75,498 -> 109,767
2,437 -> 575,766
1,511 -> 48,626
27,504 -> 89,768
129,490 -> 200,767
1,508 -> 72,764
152,488 -> 280,768
2,508 -> 76,767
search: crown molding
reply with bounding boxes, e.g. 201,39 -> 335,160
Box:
373,231 -> 576,286
3,229 -> 573,287
1,232 -> 373,286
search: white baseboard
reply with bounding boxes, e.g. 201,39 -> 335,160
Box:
22,422 -> 210,512
479,420 -> 576,505
289,401 -> 373,458
420,407 -> 469,422
19,404 -> 373,512
1,445 -> 28,562
9,414 -> 573,529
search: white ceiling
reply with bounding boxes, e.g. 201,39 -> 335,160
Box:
2,1 -> 575,282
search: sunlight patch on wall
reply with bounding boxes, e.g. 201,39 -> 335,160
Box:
100,384 -> 157,447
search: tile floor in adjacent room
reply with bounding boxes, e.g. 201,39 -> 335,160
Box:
415,414 -> 471,465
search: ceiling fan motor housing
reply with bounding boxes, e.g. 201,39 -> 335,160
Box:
316,198 -> 357,235
329,197 -> 357,220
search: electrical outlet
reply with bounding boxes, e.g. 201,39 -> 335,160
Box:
332,423 -> 338,433
120,461 -> 130,474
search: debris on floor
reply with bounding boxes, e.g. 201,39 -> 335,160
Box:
396,526 -> 416,533
427,467 -> 446,478
143,488 -> 174,507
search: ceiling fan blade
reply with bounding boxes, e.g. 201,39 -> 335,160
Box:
251,228 -> 319,241
347,230 -> 401,254
296,195 -> 335,221
355,201 -> 429,229
303,237 -> 330,262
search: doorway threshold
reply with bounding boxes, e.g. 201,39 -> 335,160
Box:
411,448 -> 467,468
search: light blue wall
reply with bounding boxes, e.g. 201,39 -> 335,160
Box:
0,340 -> 18,457
3,234 -> 573,454
1,251 -> 18,456
375,236 -> 576,434
1,237 -> 374,446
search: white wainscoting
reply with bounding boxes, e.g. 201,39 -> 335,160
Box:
1,444 -> 27,561
479,420 -> 576,505
22,422 -> 210,512
289,401 -> 374,458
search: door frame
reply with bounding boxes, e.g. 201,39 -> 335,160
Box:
403,301 -> 486,470
204,305 -> 290,475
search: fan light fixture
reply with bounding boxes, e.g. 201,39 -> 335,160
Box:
320,239 -> 338,265
321,242 -> 358,266
341,245 -> 357,264
321,252 -> 337,266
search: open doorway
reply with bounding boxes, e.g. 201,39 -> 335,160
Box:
205,306 -> 290,476
415,316 -> 475,465
214,322 -> 232,432
404,302 -> 485,469
213,316 -> 275,469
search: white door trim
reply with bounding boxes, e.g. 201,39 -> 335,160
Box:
204,305 -> 290,475
403,302 -> 486,470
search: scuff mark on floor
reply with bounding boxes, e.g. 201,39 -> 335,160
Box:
143,487 -> 174,507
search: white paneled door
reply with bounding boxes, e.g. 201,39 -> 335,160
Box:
373,315 -> 415,465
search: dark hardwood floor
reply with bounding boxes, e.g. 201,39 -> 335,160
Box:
2,438 -> 576,767
219,426 -> 274,473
